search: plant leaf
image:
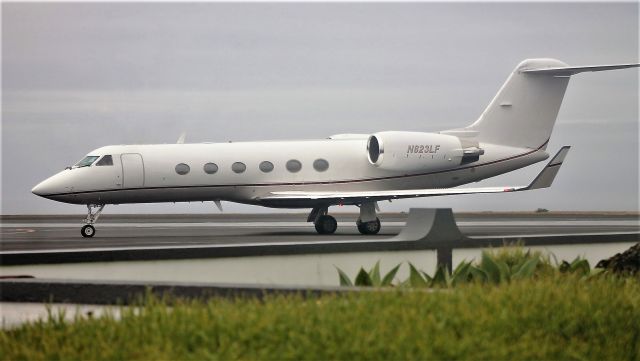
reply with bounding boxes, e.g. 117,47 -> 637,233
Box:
336,267 -> 353,286
452,261 -> 472,286
513,257 -> 539,280
469,266 -> 488,283
354,268 -> 373,286
408,263 -> 429,288
432,264 -> 449,288
480,251 -> 501,284
420,270 -> 433,283
381,263 -> 402,286
496,260 -> 511,283
570,259 -> 591,276
369,261 -> 381,286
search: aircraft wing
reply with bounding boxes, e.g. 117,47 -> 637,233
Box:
260,146 -> 570,203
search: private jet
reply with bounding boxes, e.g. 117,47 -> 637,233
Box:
32,58 -> 639,237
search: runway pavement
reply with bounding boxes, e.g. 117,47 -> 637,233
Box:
1,212 -> 638,252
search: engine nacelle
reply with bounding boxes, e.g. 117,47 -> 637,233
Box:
367,131 -> 483,172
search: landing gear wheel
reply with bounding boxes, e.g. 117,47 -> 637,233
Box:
315,215 -> 337,235
81,224 -> 96,238
357,218 -> 381,235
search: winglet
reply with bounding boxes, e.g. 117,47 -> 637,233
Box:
526,146 -> 570,190
177,132 -> 187,144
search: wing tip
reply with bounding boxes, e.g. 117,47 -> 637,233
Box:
526,146 -> 571,190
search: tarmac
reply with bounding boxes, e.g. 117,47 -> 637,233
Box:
1,212 -> 638,252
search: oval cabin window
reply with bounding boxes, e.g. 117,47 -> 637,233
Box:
313,159 -> 329,172
203,163 -> 219,174
259,161 -> 274,173
286,159 -> 302,173
232,162 -> 246,173
175,163 -> 190,175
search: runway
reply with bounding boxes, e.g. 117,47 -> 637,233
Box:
1,212 -> 638,252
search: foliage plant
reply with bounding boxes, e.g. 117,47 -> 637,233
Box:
337,246 -> 607,288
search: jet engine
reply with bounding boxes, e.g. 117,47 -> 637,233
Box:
366,131 -> 484,172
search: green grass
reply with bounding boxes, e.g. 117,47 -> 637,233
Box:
2,274 -> 639,360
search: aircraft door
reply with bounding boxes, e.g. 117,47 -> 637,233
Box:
121,153 -> 144,188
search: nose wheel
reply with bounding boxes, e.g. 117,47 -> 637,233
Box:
81,225 -> 96,238
81,204 -> 105,238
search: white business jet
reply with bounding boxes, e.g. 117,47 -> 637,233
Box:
32,58 -> 639,237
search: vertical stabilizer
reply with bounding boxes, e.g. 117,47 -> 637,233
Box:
466,58 -> 571,149
457,58 -> 639,150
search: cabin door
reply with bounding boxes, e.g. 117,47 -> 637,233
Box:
120,153 -> 144,188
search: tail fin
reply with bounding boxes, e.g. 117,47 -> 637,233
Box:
458,58 -> 639,150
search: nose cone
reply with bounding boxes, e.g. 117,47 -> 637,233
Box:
32,170 -> 72,199
32,170 -> 84,204
32,178 -> 56,197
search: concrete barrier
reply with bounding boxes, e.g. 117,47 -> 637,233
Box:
393,208 -> 468,270
395,208 -> 467,243
0,278 -> 358,305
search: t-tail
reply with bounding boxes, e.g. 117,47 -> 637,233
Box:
445,58 -> 639,150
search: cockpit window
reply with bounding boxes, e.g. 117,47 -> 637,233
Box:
96,155 -> 113,166
74,156 -> 99,168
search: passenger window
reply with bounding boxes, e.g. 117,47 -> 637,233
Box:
74,156 -> 99,168
286,159 -> 302,173
204,163 -> 219,174
232,162 -> 246,174
96,155 -> 113,166
259,161 -> 274,173
313,159 -> 329,172
175,163 -> 190,175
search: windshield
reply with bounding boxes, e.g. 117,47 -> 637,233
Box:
74,156 -> 99,168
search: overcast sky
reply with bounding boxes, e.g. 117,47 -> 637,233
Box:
2,2 -> 638,215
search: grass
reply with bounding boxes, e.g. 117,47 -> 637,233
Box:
2,274 -> 640,360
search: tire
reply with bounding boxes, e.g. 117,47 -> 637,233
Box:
357,218 -> 381,235
81,225 -> 96,238
315,215 -> 337,235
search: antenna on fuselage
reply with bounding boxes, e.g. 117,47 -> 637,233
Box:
176,132 -> 187,144
214,199 -> 223,212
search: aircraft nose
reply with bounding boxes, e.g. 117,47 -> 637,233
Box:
32,175 -> 65,198
31,179 -> 52,197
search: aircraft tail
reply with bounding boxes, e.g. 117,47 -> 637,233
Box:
457,58 -> 639,150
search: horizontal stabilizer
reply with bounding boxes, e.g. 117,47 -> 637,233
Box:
522,63 -> 639,76
261,147 -> 570,203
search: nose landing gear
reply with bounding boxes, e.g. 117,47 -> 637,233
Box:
81,204 -> 105,238
81,224 -> 96,238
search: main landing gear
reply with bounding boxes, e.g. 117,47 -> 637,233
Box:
308,207 -> 337,235
81,204 -> 105,238
356,218 -> 381,235
308,201 -> 381,235
356,201 -> 381,235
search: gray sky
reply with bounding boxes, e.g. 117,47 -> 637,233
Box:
2,2 -> 638,214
